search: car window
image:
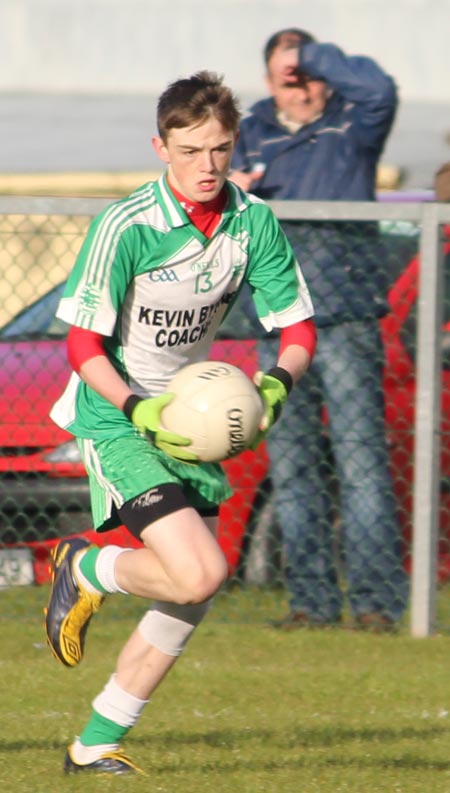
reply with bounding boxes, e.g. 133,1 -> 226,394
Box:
0,282 -> 68,338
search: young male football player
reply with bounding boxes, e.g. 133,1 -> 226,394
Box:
45,70 -> 316,775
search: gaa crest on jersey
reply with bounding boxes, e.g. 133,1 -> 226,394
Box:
148,268 -> 179,283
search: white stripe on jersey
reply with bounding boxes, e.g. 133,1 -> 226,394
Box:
158,177 -> 187,226
84,183 -> 158,289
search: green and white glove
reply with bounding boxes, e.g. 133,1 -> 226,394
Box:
123,393 -> 198,463
252,366 -> 293,448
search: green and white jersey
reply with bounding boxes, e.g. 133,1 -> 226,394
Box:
51,174 -> 313,438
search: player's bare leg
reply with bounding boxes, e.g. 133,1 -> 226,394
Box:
45,510 -> 226,665
116,509 -> 227,602
62,514 -> 224,774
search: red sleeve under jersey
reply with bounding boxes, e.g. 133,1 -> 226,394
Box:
279,318 -> 317,360
67,325 -> 106,373
67,318 -> 317,373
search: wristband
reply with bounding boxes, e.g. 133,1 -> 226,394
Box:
123,394 -> 143,421
266,366 -> 293,395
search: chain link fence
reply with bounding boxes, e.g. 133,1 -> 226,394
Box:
0,195 -> 449,634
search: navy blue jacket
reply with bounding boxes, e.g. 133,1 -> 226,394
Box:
231,42 -> 398,327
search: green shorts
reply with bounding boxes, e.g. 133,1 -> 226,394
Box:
77,431 -> 232,533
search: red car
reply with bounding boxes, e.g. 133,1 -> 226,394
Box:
0,213 -> 449,585
0,290 -> 268,584
380,230 -> 450,578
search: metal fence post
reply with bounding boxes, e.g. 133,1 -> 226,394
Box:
410,203 -> 444,637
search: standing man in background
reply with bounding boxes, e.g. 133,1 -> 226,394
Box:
230,28 -> 408,630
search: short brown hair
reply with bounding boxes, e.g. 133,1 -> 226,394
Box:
157,71 -> 241,142
263,28 -> 316,65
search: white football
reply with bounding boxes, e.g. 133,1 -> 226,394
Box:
161,361 -> 265,462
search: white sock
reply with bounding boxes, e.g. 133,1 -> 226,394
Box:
93,674 -> 149,728
69,675 -> 149,766
95,546 -> 133,594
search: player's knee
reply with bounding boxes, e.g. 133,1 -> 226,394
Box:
177,578 -> 220,605
177,558 -> 228,603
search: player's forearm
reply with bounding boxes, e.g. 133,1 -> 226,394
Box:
275,318 -> 316,383
79,356 -> 133,412
277,344 -> 311,384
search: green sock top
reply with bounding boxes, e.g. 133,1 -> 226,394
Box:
78,546 -> 107,593
80,710 -> 129,746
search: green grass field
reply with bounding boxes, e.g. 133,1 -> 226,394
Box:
2,584 -> 450,792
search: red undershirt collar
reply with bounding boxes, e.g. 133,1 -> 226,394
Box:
168,181 -> 228,237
